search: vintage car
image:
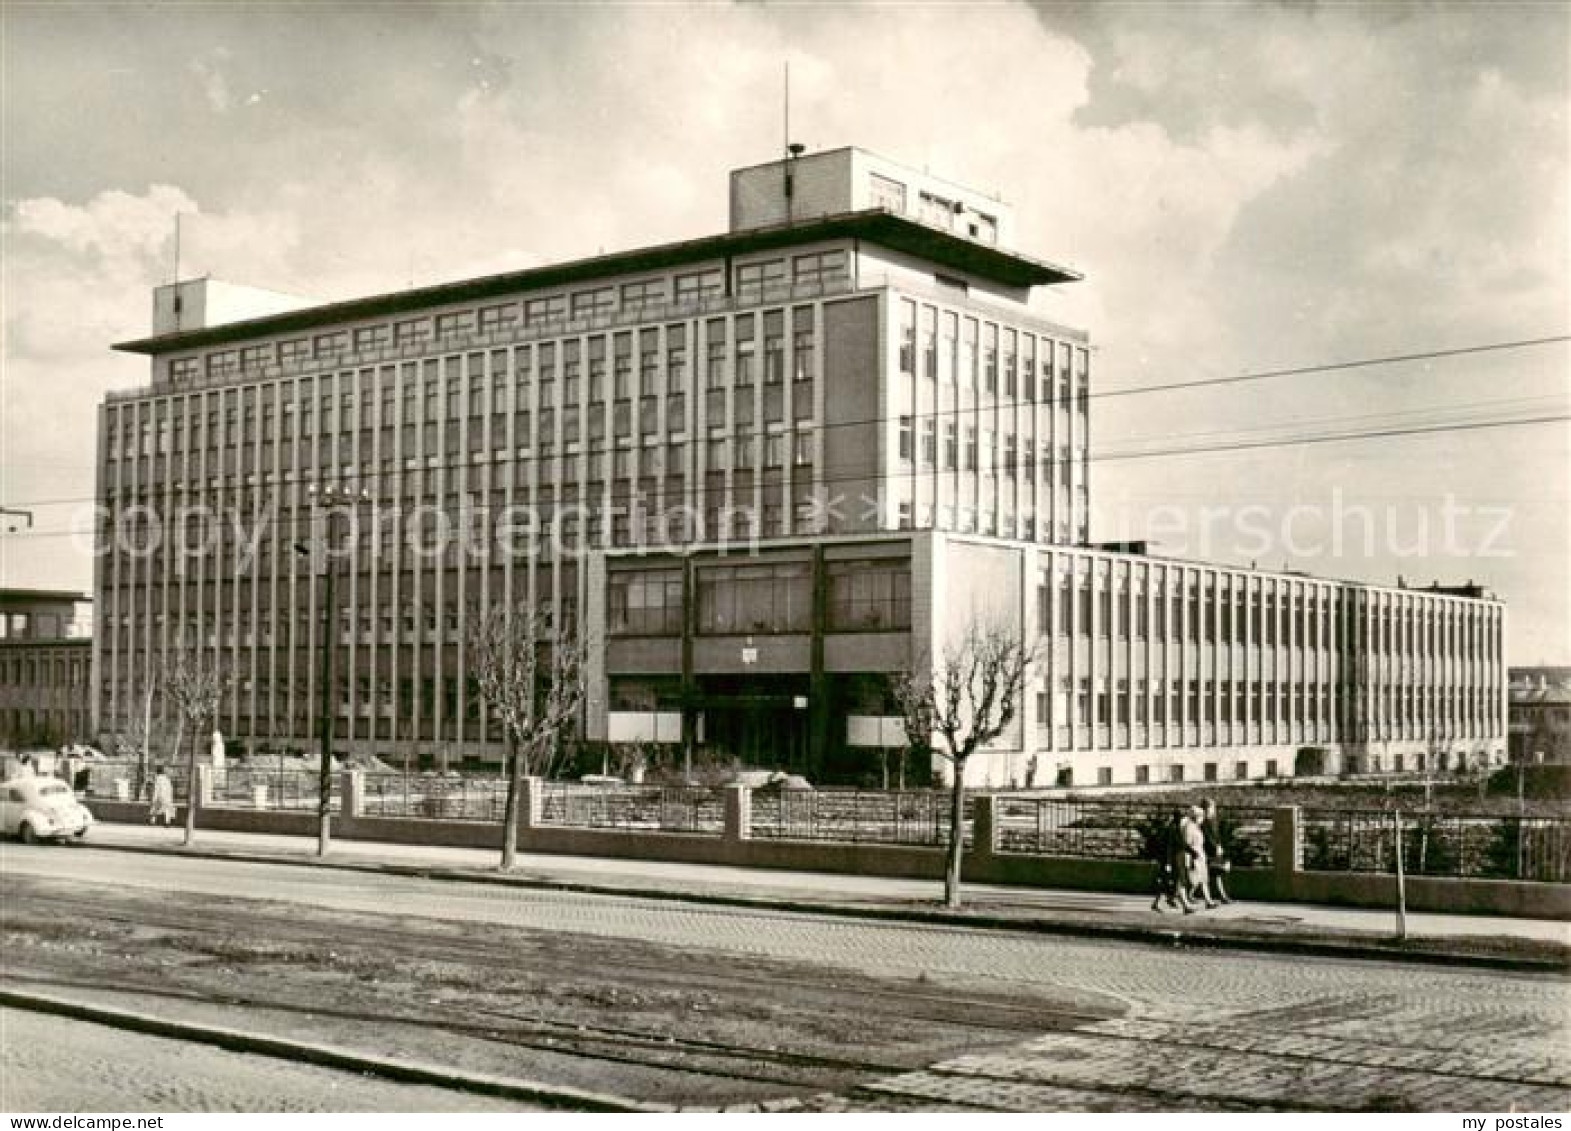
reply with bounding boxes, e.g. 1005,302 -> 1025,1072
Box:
0,776 -> 94,844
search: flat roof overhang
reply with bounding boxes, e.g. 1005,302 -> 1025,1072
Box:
113,210 -> 1081,356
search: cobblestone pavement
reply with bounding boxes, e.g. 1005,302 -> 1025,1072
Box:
6,847 -> 1568,1112
0,1008 -> 537,1113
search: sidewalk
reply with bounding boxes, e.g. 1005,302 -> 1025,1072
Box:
72,823 -> 1571,970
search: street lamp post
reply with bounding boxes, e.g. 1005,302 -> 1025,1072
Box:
295,484 -> 366,857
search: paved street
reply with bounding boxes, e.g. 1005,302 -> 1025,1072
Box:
0,1008 -> 538,1113
2,843 -> 1567,1111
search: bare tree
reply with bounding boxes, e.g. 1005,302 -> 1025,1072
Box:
892,619 -> 1039,909
160,643 -> 228,846
468,604 -> 588,870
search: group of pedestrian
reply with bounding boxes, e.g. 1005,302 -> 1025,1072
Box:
1151,798 -> 1233,914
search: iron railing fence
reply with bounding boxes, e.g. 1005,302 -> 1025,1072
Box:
209,767 -> 333,812
749,789 -> 971,848
539,782 -> 725,834
359,772 -> 511,823
993,797 -> 1275,865
1300,808 -> 1571,883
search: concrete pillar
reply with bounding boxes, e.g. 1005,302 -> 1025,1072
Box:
340,770 -> 362,819
971,792 -> 998,858
1272,806 -> 1300,886
519,775 -> 543,830
723,784 -> 752,843
195,764 -> 212,808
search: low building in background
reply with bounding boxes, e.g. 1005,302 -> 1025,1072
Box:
1508,668 -> 1571,765
0,589 -> 94,750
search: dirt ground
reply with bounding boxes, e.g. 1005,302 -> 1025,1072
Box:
0,873 -> 1116,1107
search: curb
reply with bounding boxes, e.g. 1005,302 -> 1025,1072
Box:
75,837 -> 1571,975
0,988 -> 665,1113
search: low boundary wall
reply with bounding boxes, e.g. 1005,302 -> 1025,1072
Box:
89,771 -> 1571,920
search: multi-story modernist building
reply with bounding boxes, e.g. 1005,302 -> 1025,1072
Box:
0,589 -> 93,749
96,147 -> 1507,782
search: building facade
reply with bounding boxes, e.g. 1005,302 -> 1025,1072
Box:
591,534 -> 1506,786
1508,669 -> 1571,765
0,589 -> 93,750
95,147 -> 1506,780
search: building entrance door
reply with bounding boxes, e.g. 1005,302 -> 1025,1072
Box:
695,675 -> 809,771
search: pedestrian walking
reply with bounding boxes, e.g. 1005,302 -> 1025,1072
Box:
149,766 -> 176,826
1150,808 -> 1192,913
1179,804 -> 1215,911
1200,797 -> 1233,904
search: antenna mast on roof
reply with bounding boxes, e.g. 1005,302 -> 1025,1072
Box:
782,60 -> 805,225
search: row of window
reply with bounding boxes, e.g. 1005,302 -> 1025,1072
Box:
607,560 -> 912,637
1036,570 -> 1502,656
898,417 -> 1083,476
0,654 -> 88,688
123,310 -> 821,452
1035,676 -> 1500,729
165,253 -> 851,385
897,298 -> 1087,399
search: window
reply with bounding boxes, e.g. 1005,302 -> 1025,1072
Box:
705,320 -> 727,389
1135,765 -> 1150,785
620,279 -> 665,310
792,430 -> 813,466
792,307 -> 815,383
868,172 -> 907,212
171,357 -> 201,383
571,288 -> 614,319
792,251 -> 848,291
1265,758 -> 1278,778
674,270 -> 722,304
735,259 -> 786,300
898,416 -> 914,463
827,559 -> 912,631
763,311 -> 784,385
315,331 -> 349,357
735,316 -> 756,386
435,311 -> 475,340
240,345 -> 272,371
1236,761 -> 1249,780
394,319 -> 429,346
525,295 -> 566,324
607,569 -> 685,635
478,304 -> 518,333
920,418 -> 937,467
697,563 -> 811,634
353,326 -> 390,352
898,300 -> 916,374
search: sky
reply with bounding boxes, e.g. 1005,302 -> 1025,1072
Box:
2,1 -> 1567,661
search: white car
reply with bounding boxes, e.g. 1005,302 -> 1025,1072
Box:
1,777 -> 94,844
